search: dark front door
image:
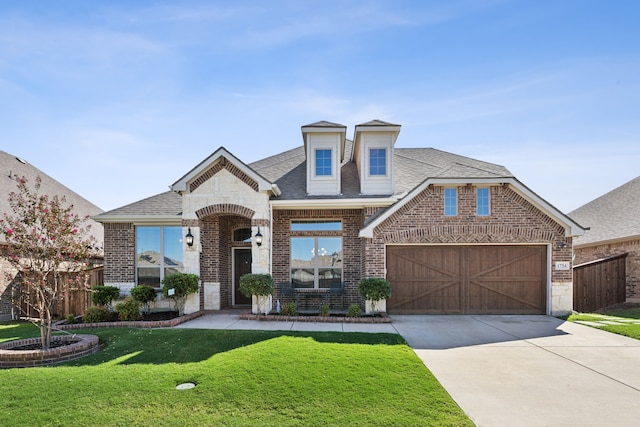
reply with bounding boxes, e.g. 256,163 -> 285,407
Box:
234,248 -> 252,305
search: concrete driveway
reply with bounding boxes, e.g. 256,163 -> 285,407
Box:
391,315 -> 640,427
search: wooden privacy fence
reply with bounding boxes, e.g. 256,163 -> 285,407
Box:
19,266 -> 104,319
573,253 -> 627,312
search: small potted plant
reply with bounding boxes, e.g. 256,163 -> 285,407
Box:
239,273 -> 274,315
358,278 -> 391,315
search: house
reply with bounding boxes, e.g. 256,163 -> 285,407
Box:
93,120 -> 584,316
0,150 -> 104,320
570,176 -> 640,304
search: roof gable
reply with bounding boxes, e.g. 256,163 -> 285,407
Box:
171,147 -> 280,195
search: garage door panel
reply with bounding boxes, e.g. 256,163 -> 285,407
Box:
387,245 -> 547,315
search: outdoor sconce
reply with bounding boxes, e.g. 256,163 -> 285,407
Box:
255,227 -> 263,247
556,241 -> 567,249
185,228 -> 194,247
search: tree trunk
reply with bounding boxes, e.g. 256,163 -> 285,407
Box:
40,309 -> 52,350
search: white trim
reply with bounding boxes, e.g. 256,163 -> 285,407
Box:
359,177 -> 585,238
93,215 -> 182,224
270,196 -> 400,210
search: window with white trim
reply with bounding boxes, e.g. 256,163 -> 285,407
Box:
136,226 -> 183,287
315,149 -> 332,176
477,188 -> 490,216
444,188 -> 458,216
290,220 -> 342,288
369,148 -> 387,176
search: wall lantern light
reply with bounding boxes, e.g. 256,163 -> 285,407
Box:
255,227 -> 263,247
185,228 -> 194,247
556,241 -> 567,249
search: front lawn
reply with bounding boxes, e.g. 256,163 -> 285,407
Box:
568,306 -> 640,340
0,322 -> 471,426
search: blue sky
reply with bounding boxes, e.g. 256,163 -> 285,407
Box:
1,0 -> 638,213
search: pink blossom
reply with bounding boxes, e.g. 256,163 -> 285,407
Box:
6,228 -> 14,236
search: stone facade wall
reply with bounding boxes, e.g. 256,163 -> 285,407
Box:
574,239 -> 640,301
272,209 -> 364,307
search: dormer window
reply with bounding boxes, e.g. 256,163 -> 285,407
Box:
369,148 -> 387,176
315,149 -> 332,177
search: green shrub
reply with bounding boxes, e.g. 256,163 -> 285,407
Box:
115,297 -> 141,321
347,303 -> 361,318
319,303 -> 330,317
91,286 -> 120,309
239,274 -> 274,297
84,306 -> 111,323
162,273 -> 200,316
66,314 -> 77,324
358,278 -> 391,301
131,285 -> 157,314
281,302 -> 298,316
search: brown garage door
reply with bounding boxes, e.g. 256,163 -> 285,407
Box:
386,245 -> 547,314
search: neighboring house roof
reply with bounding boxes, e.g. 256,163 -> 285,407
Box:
569,176 -> 640,247
0,150 -> 104,248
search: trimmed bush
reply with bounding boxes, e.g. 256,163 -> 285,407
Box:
91,286 -> 120,309
347,303 -> 361,318
281,302 -> 298,316
161,273 -> 200,316
115,297 -> 141,321
66,314 -> 77,324
319,303 -> 330,317
239,274 -> 274,297
131,285 -> 157,314
84,306 -> 111,323
358,278 -> 391,302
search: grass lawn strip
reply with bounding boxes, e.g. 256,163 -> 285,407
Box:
1,323 -> 472,426
568,308 -> 640,341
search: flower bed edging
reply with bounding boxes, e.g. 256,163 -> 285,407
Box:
0,334 -> 99,369
57,310 -> 204,330
239,313 -> 392,323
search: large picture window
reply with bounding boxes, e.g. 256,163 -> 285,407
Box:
290,220 -> 342,289
136,226 -> 183,287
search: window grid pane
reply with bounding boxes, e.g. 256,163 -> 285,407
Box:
315,149 -> 332,176
444,188 -> 457,216
290,236 -> 343,289
369,148 -> 386,176
477,188 -> 490,216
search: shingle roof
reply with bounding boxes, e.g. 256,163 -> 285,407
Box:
96,143 -> 514,216
356,119 -> 401,127
569,176 -> 640,246
301,121 -> 346,128
0,150 -> 104,247
96,191 -> 182,217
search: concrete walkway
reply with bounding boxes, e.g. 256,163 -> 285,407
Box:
177,313 -> 640,426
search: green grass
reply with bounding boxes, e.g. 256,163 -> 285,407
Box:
0,322 -> 471,426
568,307 -> 640,340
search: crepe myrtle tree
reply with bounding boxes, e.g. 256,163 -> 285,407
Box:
1,176 -> 97,350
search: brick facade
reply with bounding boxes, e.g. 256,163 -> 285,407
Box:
272,209 -> 364,308
103,223 -> 135,284
574,239 -> 640,301
364,184 -> 572,284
